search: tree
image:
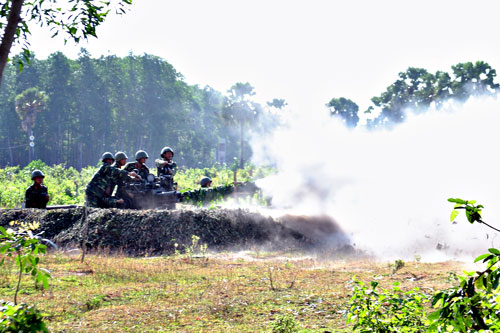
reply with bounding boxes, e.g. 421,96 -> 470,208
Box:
450,61 -> 499,100
222,82 -> 261,168
267,98 -> 287,110
327,97 -> 359,127
15,87 -> 46,161
369,62 -> 500,127
0,0 -> 133,87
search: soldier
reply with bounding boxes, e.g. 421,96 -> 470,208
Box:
25,170 -> 50,208
200,176 -> 212,188
113,151 -> 128,169
124,150 -> 150,180
85,152 -> 138,208
113,151 -> 136,207
155,147 -> 177,177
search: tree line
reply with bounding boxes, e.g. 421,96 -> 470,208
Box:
328,61 -> 500,127
0,51 -> 284,169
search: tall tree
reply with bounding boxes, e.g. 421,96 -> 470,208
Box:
14,87 -> 46,161
327,97 -> 359,127
450,61 -> 499,100
222,82 -> 262,168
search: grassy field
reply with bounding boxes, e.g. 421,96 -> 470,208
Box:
0,250 -> 465,332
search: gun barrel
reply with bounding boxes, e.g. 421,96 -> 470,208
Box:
46,205 -> 80,210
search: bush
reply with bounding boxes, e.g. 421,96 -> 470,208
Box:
270,314 -> 300,333
0,301 -> 48,332
347,280 -> 430,332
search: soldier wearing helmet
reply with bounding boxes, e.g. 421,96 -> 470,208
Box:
200,176 -> 212,188
85,152 -> 138,208
155,146 -> 177,177
113,151 -> 128,169
124,150 -> 150,180
25,169 -> 50,208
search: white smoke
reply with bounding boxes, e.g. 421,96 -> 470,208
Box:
252,96 -> 500,261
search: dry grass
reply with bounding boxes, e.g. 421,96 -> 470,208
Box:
0,250 -> 465,332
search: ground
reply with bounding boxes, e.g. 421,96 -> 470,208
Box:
0,250 -> 465,332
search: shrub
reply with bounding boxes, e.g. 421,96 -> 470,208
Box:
0,301 -> 48,332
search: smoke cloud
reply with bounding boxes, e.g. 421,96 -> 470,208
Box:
252,96 -> 500,261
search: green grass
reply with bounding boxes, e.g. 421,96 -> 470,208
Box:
0,251 -> 465,332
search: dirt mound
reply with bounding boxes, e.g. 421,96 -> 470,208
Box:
0,208 -> 325,254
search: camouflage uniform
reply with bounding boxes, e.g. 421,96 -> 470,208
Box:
124,161 -> 150,180
85,162 -> 130,208
25,184 -> 49,208
155,158 -> 177,177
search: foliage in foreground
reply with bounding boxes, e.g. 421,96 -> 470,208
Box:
0,301 -> 48,333
347,198 -> 500,332
428,199 -> 500,331
0,160 -> 272,208
347,280 -> 429,332
0,222 -> 52,331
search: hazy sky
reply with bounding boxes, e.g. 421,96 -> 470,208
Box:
25,0 -> 500,112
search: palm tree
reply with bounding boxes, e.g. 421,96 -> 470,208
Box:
15,87 -> 47,161
221,82 -> 261,168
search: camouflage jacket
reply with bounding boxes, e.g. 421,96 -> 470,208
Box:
85,162 -> 129,199
25,184 -> 49,208
124,162 -> 150,180
155,158 -> 177,176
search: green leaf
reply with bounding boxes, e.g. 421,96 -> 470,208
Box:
488,248 -> 500,255
427,310 -> 441,321
474,253 -> 492,263
448,198 -> 466,204
493,273 -> 500,290
450,210 -> 459,222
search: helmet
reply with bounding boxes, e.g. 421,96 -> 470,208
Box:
135,150 -> 149,160
200,177 -> 212,187
31,170 -> 45,180
101,152 -> 115,162
161,147 -> 174,157
114,151 -> 128,161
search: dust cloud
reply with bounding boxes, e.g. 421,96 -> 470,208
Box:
252,96 -> 500,261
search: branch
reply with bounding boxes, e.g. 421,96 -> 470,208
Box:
0,0 -> 25,85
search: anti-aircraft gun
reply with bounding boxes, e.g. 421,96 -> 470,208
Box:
119,173 -> 183,210
181,181 -> 260,206
120,172 -> 260,210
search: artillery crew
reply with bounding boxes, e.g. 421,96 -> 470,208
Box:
124,150 -> 150,180
25,170 -> 50,209
200,176 -> 212,188
155,147 -> 177,177
85,152 -> 138,208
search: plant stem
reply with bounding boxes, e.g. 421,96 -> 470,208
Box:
14,252 -> 22,305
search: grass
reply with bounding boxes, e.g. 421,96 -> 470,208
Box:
0,251 -> 465,332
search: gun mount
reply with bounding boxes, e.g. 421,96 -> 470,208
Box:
119,173 -> 182,210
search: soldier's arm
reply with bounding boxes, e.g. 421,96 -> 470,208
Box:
155,159 -> 168,168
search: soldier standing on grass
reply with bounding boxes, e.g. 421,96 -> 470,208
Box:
85,152 -> 138,208
155,147 -> 177,177
25,170 -> 50,208
124,150 -> 150,180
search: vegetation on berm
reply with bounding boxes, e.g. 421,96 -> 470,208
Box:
0,160 -> 270,209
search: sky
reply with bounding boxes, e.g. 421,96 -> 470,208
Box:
25,0 -> 500,113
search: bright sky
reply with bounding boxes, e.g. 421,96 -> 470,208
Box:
26,0 -> 500,113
